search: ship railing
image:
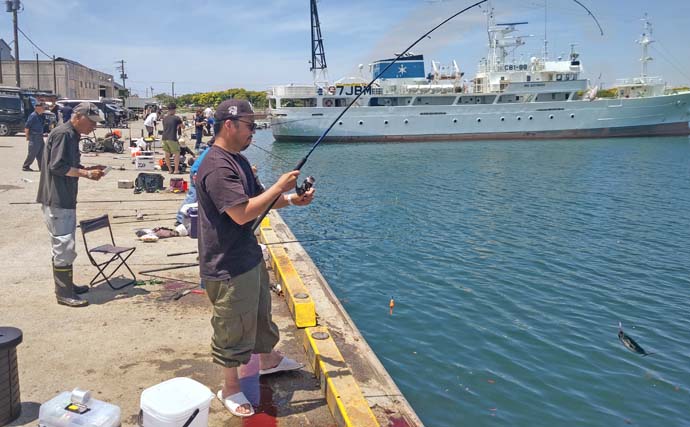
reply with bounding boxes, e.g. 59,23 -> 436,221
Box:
615,76 -> 664,86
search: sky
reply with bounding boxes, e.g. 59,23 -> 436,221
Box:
4,0 -> 690,96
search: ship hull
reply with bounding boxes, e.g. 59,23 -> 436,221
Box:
271,94 -> 690,142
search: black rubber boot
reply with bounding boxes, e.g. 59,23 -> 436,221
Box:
53,264 -> 89,307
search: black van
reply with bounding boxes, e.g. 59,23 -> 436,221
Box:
0,87 -> 58,136
0,87 -> 25,136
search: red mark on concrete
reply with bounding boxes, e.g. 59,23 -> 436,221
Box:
240,354 -> 277,427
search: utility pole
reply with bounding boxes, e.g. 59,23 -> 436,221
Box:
35,53 -> 39,90
52,55 -> 57,95
116,59 -> 127,89
8,0 -> 21,87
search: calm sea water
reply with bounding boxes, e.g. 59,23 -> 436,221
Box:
248,131 -> 690,427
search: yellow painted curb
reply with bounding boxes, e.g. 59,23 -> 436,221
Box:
260,223 -> 316,328
303,326 -> 380,427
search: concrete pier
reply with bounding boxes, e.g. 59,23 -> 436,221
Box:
0,121 -> 421,426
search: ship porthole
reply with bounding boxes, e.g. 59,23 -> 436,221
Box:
549,115 -> 554,119
404,119 -> 409,124
528,115 -> 533,120
476,118 -> 481,123
570,114 -> 575,118
453,119 -> 458,123
338,121 -> 343,125
500,117 -> 505,122
384,120 -> 389,125
358,120 -> 364,125
517,116 -> 521,121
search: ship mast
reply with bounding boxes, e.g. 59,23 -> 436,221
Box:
310,0 -> 329,87
637,13 -> 654,78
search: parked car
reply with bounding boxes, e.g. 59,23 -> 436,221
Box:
0,86 -> 25,136
57,99 -> 125,127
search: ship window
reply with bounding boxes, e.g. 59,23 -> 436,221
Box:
413,96 -> 456,106
281,98 -> 317,108
526,75 -> 531,82
370,97 -> 412,107
556,74 -> 563,81
338,121 -> 343,125
269,99 -> 276,109
476,118 -> 481,123
517,116 -> 521,121
335,98 -> 348,107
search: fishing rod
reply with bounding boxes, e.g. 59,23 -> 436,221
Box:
112,211 -> 178,218
250,0 -> 490,231
166,236 -> 378,257
139,263 -> 199,274
10,198 -> 184,205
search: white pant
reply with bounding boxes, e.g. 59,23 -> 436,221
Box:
42,205 -> 77,267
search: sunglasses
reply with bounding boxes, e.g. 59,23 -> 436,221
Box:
234,119 -> 258,131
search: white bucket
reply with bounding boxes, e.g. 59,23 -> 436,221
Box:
140,377 -> 214,427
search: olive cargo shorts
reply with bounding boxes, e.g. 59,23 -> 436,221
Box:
206,262 -> 279,367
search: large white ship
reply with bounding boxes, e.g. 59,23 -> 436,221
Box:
268,8 -> 690,142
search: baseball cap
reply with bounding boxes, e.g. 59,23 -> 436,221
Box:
73,102 -> 103,123
214,99 -> 266,121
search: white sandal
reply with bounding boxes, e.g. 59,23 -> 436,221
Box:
216,390 -> 254,417
259,356 -> 304,376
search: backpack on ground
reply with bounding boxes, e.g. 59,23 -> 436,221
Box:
134,173 -> 164,194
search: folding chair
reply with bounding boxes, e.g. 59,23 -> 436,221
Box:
79,214 -> 137,290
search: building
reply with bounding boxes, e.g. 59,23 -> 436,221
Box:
0,50 -> 115,99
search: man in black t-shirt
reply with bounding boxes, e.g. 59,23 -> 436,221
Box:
161,103 -> 184,174
196,99 -> 315,418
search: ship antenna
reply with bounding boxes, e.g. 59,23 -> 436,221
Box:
310,0 -> 329,87
638,13 -> 654,78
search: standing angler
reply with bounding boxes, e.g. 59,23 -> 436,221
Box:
22,101 -> 46,172
196,99 -> 315,418
36,103 -> 106,307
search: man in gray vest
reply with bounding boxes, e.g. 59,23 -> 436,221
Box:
36,103 -> 105,307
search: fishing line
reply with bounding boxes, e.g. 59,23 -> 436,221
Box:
251,0 -> 491,231
248,143 -> 292,166
166,236 -> 379,257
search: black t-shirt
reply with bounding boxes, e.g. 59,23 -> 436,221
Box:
196,145 -> 263,280
36,122 -> 81,209
162,114 -> 182,141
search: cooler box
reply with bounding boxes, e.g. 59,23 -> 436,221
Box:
188,208 -> 198,239
38,390 -> 120,427
140,377 -> 214,427
136,156 -> 155,171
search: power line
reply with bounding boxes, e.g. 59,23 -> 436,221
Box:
17,26 -> 52,59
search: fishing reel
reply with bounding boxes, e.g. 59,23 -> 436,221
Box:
296,176 -> 315,196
